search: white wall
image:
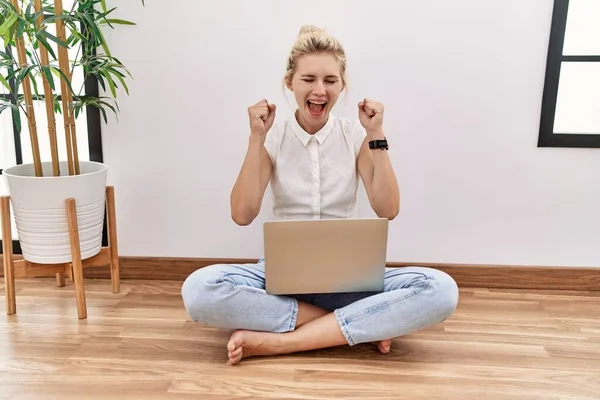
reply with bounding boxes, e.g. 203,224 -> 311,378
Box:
97,0 -> 600,267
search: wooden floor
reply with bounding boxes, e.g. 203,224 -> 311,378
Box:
1,278 -> 599,399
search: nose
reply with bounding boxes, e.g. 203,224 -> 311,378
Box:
313,81 -> 326,95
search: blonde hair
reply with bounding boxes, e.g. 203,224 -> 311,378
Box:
284,25 -> 347,89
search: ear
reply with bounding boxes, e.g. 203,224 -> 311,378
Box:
285,79 -> 293,91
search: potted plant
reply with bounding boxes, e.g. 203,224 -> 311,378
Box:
0,0 -> 139,264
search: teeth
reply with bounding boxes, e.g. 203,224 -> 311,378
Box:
308,101 -> 326,104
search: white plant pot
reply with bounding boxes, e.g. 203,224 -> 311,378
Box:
2,161 -> 108,264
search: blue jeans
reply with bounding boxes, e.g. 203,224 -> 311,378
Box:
181,258 -> 459,345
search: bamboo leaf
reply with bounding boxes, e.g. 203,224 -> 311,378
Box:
82,13 -> 111,57
2,15 -> 17,47
114,60 -> 133,78
24,2 -> 32,20
112,70 -> 129,95
53,96 -> 61,113
41,65 -> 55,91
100,98 -> 118,113
35,32 -> 58,60
102,69 -> 117,98
25,49 -> 36,65
0,74 -> 10,92
43,14 -> 74,25
30,72 -> 40,97
101,18 -> 136,26
49,65 -> 74,93
67,29 -> 84,43
103,6 -> 117,15
108,67 -> 126,78
98,104 -> 107,123
95,72 -> 106,91
16,65 -> 35,87
99,6 -> 117,24
0,12 -> 18,36
5,68 -> 18,81
38,30 -> 68,48
0,102 -> 17,114
0,0 -> 16,10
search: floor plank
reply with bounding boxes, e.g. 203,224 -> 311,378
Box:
1,278 -> 599,399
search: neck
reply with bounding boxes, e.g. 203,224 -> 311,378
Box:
296,110 -> 327,135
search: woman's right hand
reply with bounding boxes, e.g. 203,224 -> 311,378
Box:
248,99 -> 276,137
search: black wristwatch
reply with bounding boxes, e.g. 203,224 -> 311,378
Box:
369,138 -> 388,150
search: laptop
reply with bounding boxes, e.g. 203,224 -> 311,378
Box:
263,218 -> 389,295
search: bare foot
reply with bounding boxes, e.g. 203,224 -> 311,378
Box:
374,339 -> 392,354
226,330 -> 285,365
226,330 -> 392,365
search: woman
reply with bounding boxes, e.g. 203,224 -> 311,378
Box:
181,25 -> 459,365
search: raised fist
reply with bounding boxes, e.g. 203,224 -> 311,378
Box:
248,99 -> 276,136
358,98 -> 384,135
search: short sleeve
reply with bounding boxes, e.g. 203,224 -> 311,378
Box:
263,123 -> 282,165
353,121 -> 368,159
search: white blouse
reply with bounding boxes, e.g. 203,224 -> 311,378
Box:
263,114 -> 367,220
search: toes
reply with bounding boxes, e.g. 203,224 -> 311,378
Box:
226,340 -> 244,365
228,352 -> 243,365
226,330 -> 247,364
227,331 -> 244,351
228,346 -> 243,360
227,339 -> 238,353
227,333 -> 244,353
378,340 -> 392,354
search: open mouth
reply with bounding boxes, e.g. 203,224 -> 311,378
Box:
307,100 -> 327,117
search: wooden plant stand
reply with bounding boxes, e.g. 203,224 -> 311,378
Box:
1,186 -> 120,319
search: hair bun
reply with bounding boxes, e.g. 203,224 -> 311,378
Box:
298,25 -> 324,37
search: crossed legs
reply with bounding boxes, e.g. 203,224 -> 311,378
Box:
181,261 -> 459,364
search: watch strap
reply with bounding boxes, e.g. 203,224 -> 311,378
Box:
368,138 -> 388,150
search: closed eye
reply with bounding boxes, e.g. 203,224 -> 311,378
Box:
302,79 -> 338,84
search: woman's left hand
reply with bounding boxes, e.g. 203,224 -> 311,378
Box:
358,98 -> 384,137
